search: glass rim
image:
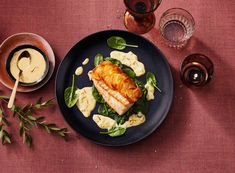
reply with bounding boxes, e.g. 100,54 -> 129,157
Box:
160,7 -> 195,27
124,0 -> 162,15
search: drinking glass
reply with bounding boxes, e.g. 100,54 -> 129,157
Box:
180,54 -> 214,87
124,0 -> 162,34
159,8 -> 195,49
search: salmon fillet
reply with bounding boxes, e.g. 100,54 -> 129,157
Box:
90,61 -> 142,115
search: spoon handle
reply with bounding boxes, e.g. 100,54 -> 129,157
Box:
7,77 -> 19,109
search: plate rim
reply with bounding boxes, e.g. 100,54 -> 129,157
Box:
55,29 -> 174,146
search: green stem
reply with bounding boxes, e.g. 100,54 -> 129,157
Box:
155,85 -> 162,93
70,75 -> 75,100
16,110 -> 33,125
0,96 -> 10,100
121,43 -> 138,48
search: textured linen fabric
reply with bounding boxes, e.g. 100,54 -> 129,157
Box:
0,0 -> 234,173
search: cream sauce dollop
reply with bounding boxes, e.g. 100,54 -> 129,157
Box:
75,66 -> 83,76
110,51 -> 145,76
93,114 -> 117,129
82,58 -> 89,65
121,113 -> 146,128
145,82 -> 155,101
76,87 -> 96,117
10,48 -> 47,84
93,113 -> 145,130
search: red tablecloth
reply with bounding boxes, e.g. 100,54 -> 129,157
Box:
0,0 -> 234,173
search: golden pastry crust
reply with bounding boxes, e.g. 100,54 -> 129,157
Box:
91,61 -> 142,103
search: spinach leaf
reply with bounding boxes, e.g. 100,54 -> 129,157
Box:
100,127 -> 126,137
134,79 -> 146,94
146,72 -> 162,93
94,53 -> 104,66
97,103 -> 130,125
107,36 -> 138,50
122,67 -> 136,78
133,79 -> 148,114
92,85 -> 105,103
98,103 -> 116,116
109,113 -> 128,125
98,104 -> 109,116
115,107 -> 133,125
104,57 -> 123,68
64,75 -> 78,108
133,94 -> 149,114
115,116 -> 127,125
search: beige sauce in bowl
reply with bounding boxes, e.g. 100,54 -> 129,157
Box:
9,48 -> 48,85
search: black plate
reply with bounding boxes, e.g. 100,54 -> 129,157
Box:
56,30 -> 173,146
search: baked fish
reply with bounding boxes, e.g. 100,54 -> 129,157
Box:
90,61 -> 142,115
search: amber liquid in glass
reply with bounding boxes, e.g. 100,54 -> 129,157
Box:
124,0 -> 160,34
133,1 -> 151,13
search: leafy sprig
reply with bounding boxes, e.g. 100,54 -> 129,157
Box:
0,104 -> 11,144
146,72 -> 162,93
0,96 -> 69,147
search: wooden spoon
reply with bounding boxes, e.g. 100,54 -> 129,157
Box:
7,51 -> 31,108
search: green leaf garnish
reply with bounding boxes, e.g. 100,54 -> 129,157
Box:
0,105 -> 11,145
0,95 -> 69,147
107,36 -> 138,50
100,127 -> 126,137
146,72 -> 162,93
94,53 -> 104,66
92,85 -> 105,103
122,67 -> 136,78
104,57 -> 123,68
64,75 -> 78,108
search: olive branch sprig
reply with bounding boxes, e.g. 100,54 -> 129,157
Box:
0,95 -> 69,147
0,102 -> 11,144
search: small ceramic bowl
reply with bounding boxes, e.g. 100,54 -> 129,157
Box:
0,33 -> 55,92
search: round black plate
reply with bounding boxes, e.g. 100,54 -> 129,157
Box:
56,30 -> 173,146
